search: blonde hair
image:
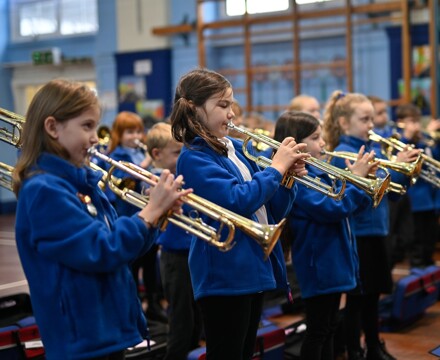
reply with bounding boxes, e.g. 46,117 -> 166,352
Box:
288,94 -> 317,111
145,122 -> 173,157
13,79 -> 99,196
322,90 -> 370,150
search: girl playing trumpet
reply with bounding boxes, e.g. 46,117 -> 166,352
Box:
170,68 -> 309,360
13,79 -> 190,360
323,91 -> 420,360
273,110 -> 375,360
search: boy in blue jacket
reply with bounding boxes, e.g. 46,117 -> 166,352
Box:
395,103 -> 440,268
147,122 -> 202,360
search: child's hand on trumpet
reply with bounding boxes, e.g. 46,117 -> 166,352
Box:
139,170 -> 192,227
271,137 -> 310,177
345,145 -> 379,178
395,146 -> 422,163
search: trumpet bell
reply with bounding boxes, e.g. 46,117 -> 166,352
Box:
0,107 -> 23,147
259,218 -> 286,260
368,173 -> 391,208
408,153 -> 423,185
384,152 -> 423,186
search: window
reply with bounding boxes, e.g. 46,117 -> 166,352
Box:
225,0 -> 333,15
11,0 -> 98,41
226,0 -> 289,16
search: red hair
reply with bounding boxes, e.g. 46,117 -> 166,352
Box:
109,111 -> 144,153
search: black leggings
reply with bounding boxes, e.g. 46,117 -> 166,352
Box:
345,292 -> 380,351
300,293 -> 342,360
198,293 -> 264,360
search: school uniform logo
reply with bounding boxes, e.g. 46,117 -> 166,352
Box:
77,192 -> 98,217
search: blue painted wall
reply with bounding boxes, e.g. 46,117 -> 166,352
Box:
0,0 -> 13,110
170,0 -> 199,98
1,0 -> 117,124
0,0 -> 118,211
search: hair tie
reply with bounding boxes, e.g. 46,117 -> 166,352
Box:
336,92 -> 346,100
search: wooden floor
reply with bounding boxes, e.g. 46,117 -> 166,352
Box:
0,214 -> 29,297
268,297 -> 440,360
1,213 -> 440,359
267,249 -> 440,360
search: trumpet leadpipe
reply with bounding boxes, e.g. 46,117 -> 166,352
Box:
134,139 -> 148,152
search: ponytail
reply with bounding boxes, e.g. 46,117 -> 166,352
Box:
170,68 -> 231,156
322,90 -> 369,150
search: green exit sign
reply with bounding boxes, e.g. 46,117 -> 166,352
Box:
32,48 -> 61,65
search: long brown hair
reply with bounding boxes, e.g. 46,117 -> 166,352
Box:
108,111 -> 144,153
170,68 -> 232,156
322,90 -> 370,150
273,111 -> 320,260
13,79 -> 99,196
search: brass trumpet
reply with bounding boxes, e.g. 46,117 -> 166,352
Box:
0,107 -> 25,147
322,150 -> 406,195
97,125 -> 111,147
89,147 -> 285,259
227,123 -> 391,207
0,162 -> 13,191
228,123 -> 352,200
323,148 -> 422,186
134,139 -> 148,152
395,122 -> 440,147
369,130 -> 440,188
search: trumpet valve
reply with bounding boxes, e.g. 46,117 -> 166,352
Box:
281,173 -> 296,189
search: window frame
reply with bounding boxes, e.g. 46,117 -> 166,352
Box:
9,0 -> 98,43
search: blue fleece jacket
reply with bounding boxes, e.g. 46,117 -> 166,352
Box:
176,137 -> 294,300
109,146 -> 145,216
15,153 -> 157,360
155,166 -> 192,252
330,135 -> 408,237
289,166 -> 372,298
